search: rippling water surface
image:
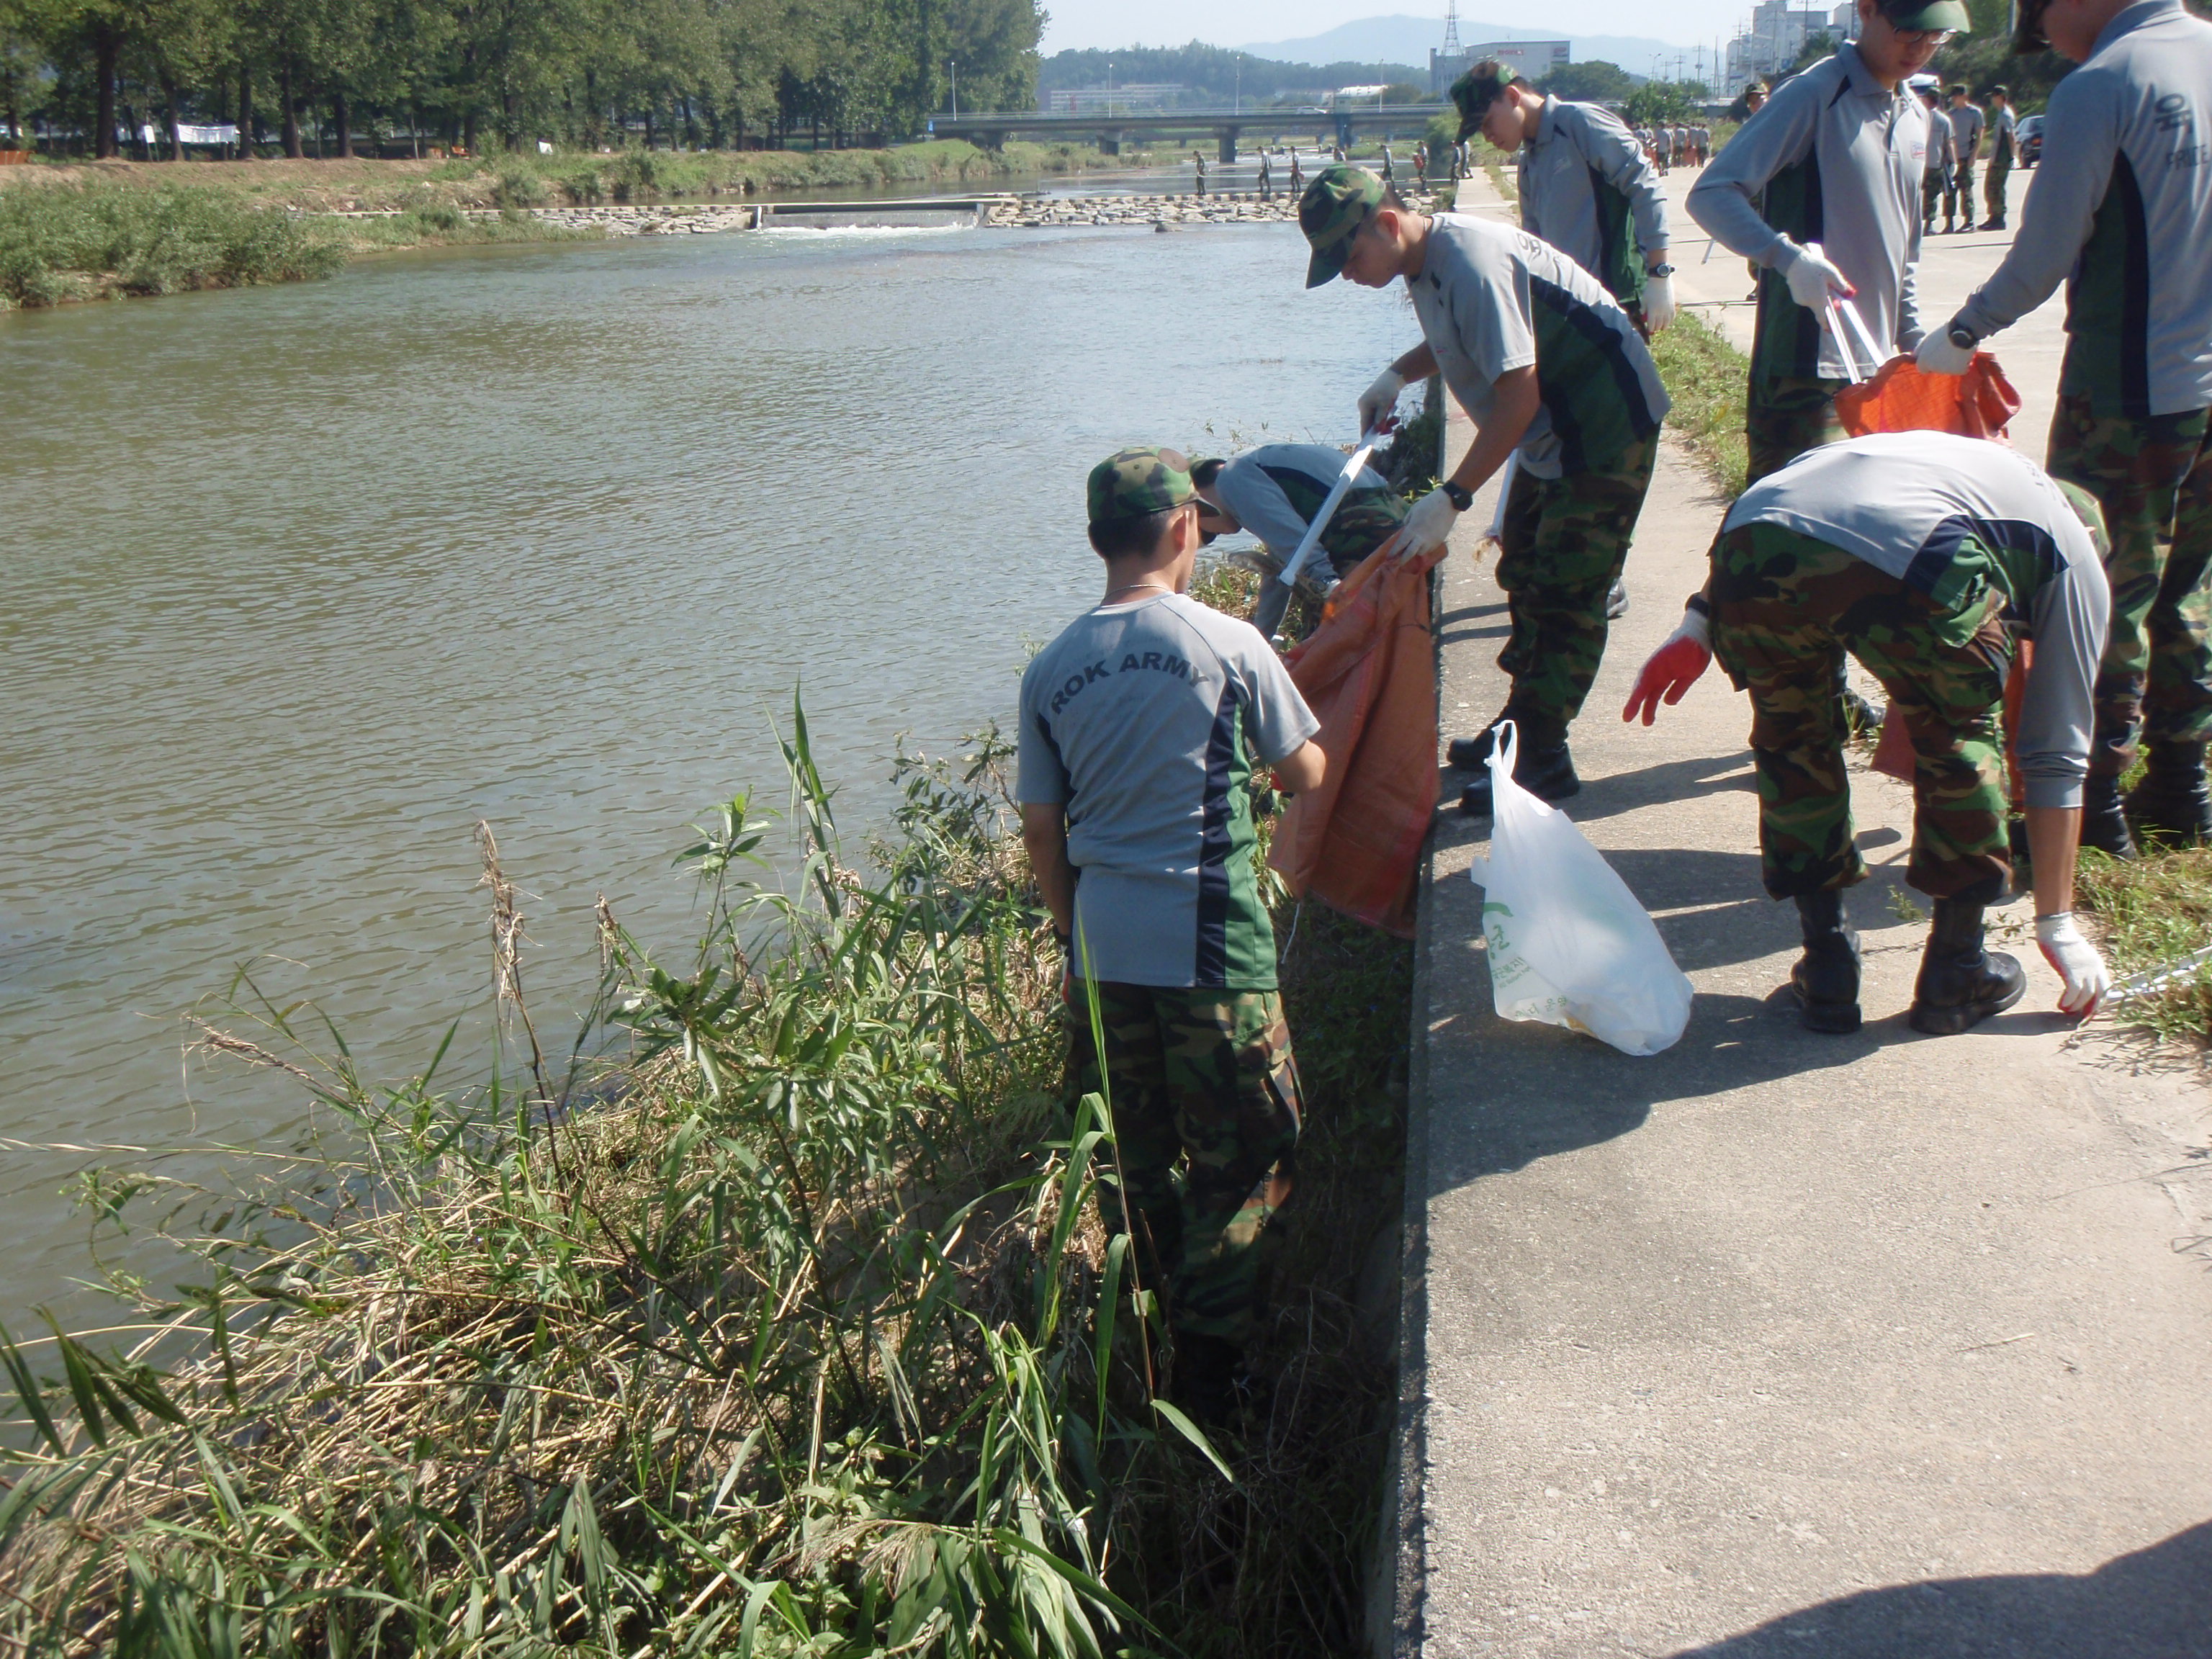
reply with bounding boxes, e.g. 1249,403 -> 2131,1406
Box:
0,209 -> 1408,1313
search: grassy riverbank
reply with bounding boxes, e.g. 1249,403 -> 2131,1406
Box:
0,708 -> 1413,1655
0,140 -> 1136,310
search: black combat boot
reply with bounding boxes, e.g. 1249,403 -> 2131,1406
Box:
1460,739 -> 1579,817
1908,894 -> 2027,1035
2078,773 -> 2139,859
1445,716 -> 1509,773
1789,890 -> 1861,1033
2125,739 -> 2212,847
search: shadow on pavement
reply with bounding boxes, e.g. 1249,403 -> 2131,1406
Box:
1424,989 -> 1903,1187
1663,1519 -> 2212,1659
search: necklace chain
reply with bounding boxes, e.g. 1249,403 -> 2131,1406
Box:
1103,580 -> 1173,603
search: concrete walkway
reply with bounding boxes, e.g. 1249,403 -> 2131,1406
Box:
1384,170 -> 2212,1658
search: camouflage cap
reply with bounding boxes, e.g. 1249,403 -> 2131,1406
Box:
1879,0 -> 1971,30
1299,164 -> 1385,288
1087,447 -> 1197,526
1448,60 -> 1516,141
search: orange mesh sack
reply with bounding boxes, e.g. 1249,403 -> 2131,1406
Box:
1835,353 -> 2023,441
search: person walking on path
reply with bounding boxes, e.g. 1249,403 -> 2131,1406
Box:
1448,60 -> 1678,338
1289,150 -> 1304,194
1380,140 -> 1395,184
1192,150 -> 1207,197
1919,0 -> 2212,856
1919,81 -> 1957,234
1018,447 -> 1326,1425
1624,432 -> 2115,1035
1298,163 -> 1670,815
1688,0 -> 1953,487
1980,84 -> 2018,227
1190,444 -> 1407,641
1257,149 -> 1273,200
1945,83 -> 1983,230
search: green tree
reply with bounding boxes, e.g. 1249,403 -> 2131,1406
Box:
1539,59 -> 1636,103
1623,81 -> 1696,126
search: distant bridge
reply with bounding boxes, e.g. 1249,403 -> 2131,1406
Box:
926,105 -> 1446,162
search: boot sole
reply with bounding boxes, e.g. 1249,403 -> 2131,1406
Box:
1794,994 -> 1863,1035
1907,976 -> 2026,1035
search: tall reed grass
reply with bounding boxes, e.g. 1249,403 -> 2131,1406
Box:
0,185 -> 346,308
0,699 -> 1413,1658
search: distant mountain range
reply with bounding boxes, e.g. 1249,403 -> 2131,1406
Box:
1238,14 -> 1701,80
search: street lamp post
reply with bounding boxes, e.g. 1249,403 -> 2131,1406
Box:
948,60 -> 958,120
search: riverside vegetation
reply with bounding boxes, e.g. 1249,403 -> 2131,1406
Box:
0,701 -> 1416,1656
0,140 -> 1123,308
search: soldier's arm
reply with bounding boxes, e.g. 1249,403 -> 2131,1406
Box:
1020,804 -> 1075,936
1217,462 -> 1315,557
1584,109 -> 1671,261
1685,84 -> 1819,264
1954,74 -> 2121,342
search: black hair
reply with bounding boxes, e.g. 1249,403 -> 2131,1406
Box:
1190,457 -> 1227,488
1947,82 -> 1966,96
1088,508 -> 1179,559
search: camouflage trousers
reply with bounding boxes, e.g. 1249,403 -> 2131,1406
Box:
1493,433 -> 1659,741
1946,161 -> 1974,224
2046,397 -> 2212,774
1711,522 -> 2014,903
1745,374 -> 1849,486
1984,156 -> 2012,222
1921,169 -> 1946,229
1062,979 -> 1302,1345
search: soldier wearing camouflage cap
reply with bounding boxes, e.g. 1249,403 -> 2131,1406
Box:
1449,58 -> 1676,338
1017,446 -> 1326,1425
1299,161 -> 1670,817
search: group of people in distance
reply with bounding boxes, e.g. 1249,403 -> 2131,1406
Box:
1012,0 -> 2212,1423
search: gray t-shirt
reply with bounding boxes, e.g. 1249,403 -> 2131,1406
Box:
1955,0 -> 2212,418
1923,105 -> 1955,173
1017,592 -> 1319,989
1516,96 -> 1670,304
1408,213 -> 1670,480
1213,443 -> 1390,556
1686,41 -> 1931,378
1948,101 -> 1984,160
1723,433 -> 2111,809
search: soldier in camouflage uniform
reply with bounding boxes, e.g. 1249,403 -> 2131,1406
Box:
1297,163 -> 1670,815
1921,0 -> 2212,854
1016,448 -> 1326,1424
1625,433 -> 2115,1034
1190,443 -> 1408,640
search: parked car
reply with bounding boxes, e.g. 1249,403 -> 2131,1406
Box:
2018,114 -> 2044,168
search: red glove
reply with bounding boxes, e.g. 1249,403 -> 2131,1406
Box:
1622,606 -> 1712,727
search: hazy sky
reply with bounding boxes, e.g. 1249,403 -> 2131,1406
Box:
1039,1 -> 1758,53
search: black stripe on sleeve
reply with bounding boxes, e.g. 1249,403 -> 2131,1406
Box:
1192,678 -> 1241,987
2113,156 -> 2152,421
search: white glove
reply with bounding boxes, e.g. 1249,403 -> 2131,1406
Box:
1359,367 -> 1407,436
1915,325 -> 1974,376
1393,485 -> 1462,562
1642,272 -> 1677,332
1779,239 -> 1853,311
2036,912 -> 2112,1018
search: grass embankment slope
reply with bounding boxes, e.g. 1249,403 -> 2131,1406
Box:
0,708 -> 1413,1656
1648,314 -> 2208,1044
0,140 -> 1129,310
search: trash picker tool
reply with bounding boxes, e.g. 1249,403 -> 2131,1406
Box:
1821,295 -> 1886,384
1279,427 -> 1384,590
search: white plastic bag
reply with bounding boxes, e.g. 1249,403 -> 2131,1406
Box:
1466,722 -> 1693,1056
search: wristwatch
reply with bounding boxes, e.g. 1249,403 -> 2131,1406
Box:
1441,480 -> 1474,511
1647,262 -> 1676,279
1947,321 -> 1979,351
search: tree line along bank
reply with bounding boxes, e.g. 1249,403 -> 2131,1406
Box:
0,0 -> 1043,164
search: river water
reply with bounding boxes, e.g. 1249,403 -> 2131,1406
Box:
0,204 -> 1409,1315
